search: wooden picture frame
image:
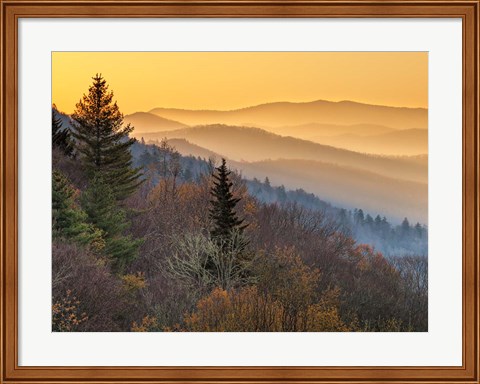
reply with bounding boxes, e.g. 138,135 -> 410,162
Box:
1,1 -> 478,382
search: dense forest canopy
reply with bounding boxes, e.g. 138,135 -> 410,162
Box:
52,75 -> 427,332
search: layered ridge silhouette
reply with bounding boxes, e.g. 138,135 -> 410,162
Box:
135,126 -> 428,223
148,99 -> 427,130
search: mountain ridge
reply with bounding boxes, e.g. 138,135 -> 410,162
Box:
148,99 -> 428,130
124,111 -> 186,133
135,124 -> 427,183
231,158 -> 427,224
310,128 -> 428,156
149,99 -> 427,114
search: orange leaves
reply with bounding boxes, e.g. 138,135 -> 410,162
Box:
121,272 -> 148,313
52,290 -> 88,332
242,199 -> 259,231
184,286 -> 282,332
254,246 -> 320,310
183,249 -> 351,332
176,182 -> 203,202
185,288 -> 234,332
184,285 -> 351,332
131,315 -> 158,332
305,288 -> 351,332
351,244 -> 396,275
121,272 -> 147,292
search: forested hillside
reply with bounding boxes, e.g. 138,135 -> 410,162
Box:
246,178 -> 427,256
52,75 -> 427,332
131,141 -> 427,256
137,125 -> 427,223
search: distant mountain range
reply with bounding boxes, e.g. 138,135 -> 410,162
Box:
142,136 -> 427,223
54,99 -> 429,223
126,99 -> 428,156
124,112 -> 187,133
135,123 -> 428,222
267,122 -> 398,138
234,158 -> 427,224
310,128 -> 428,156
147,99 -> 427,129
135,124 -> 427,184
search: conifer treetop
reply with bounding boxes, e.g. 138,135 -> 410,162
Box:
70,74 -> 142,200
209,158 -> 246,240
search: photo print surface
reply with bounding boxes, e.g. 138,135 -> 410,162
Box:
51,52 -> 428,332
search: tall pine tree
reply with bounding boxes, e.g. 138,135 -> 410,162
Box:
208,159 -> 251,284
209,158 -> 246,240
71,74 -> 142,201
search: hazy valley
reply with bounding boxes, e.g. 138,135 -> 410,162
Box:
126,100 -> 428,224
56,99 -> 429,224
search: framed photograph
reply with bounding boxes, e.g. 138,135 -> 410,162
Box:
1,1 -> 478,383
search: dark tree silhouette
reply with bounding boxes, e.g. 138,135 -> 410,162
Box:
401,217 -> 411,233
209,158 -> 246,240
71,74 -> 142,201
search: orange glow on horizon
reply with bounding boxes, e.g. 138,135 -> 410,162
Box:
52,52 -> 427,115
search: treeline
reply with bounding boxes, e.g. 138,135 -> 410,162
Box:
52,75 -> 427,332
135,143 -> 429,258
247,178 -> 427,256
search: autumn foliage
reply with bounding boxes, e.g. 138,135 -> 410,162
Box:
52,76 -> 427,332
52,290 -> 88,332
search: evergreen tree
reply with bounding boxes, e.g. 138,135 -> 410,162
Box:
401,217 -> 411,232
365,214 -> 374,226
414,222 -> 423,238
354,208 -> 365,225
277,185 -> 287,202
81,175 -> 141,272
338,208 -> 349,227
52,108 -> 74,157
209,158 -> 246,240
158,138 -> 173,178
138,149 -> 153,168
52,170 -> 102,247
71,74 -> 142,200
381,216 -> 390,237
264,176 -> 271,189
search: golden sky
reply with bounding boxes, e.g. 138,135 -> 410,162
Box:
52,52 -> 427,115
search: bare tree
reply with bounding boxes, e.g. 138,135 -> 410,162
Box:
166,230 -> 253,292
